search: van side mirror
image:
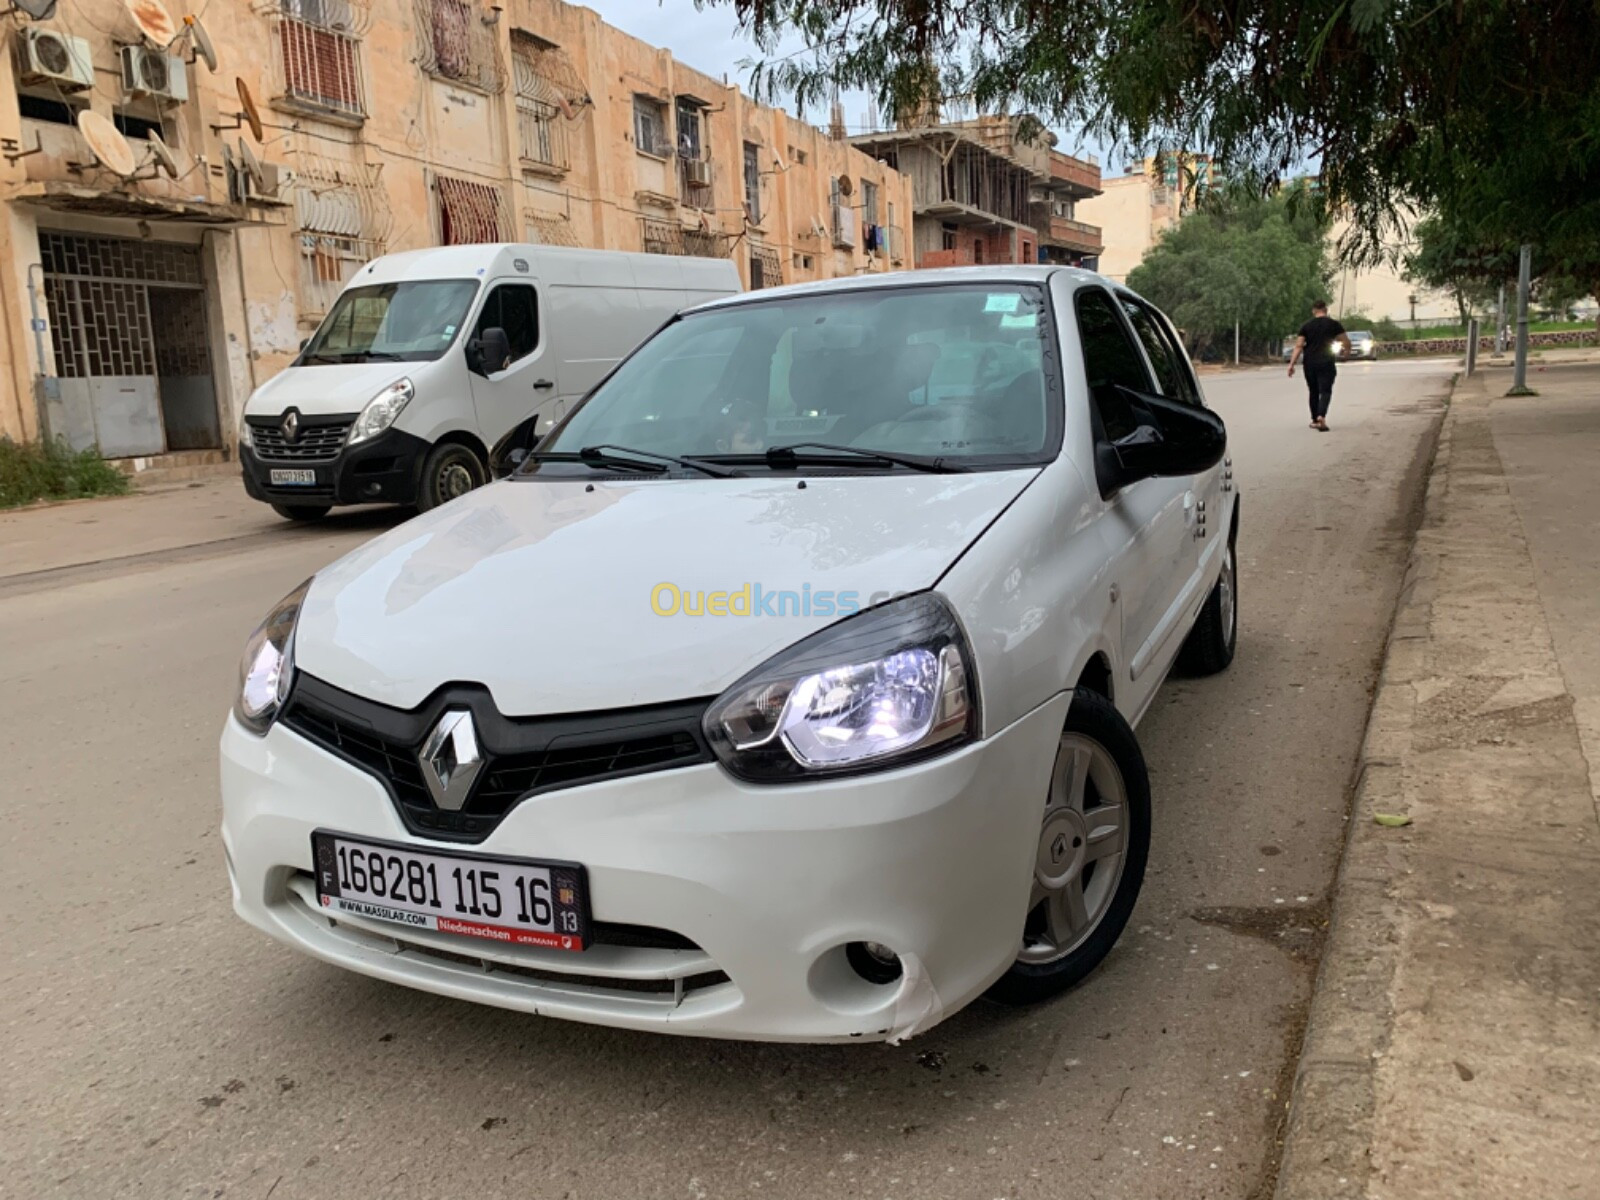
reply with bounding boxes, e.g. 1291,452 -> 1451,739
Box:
1094,386 -> 1226,495
468,327 -> 511,377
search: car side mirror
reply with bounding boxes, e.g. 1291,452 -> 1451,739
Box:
1095,386 -> 1226,495
467,327 -> 511,377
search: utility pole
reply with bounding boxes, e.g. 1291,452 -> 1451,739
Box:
1494,282 -> 1506,356
1234,319 -> 1239,366
1508,244 -> 1536,396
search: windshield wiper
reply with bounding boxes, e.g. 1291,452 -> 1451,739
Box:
521,445 -> 740,478
763,442 -> 968,474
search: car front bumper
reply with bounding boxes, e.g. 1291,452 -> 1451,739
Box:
220,691 -> 1070,1042
240,427 -> 429,508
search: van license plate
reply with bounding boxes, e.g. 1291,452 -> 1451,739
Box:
270,469 -> 317,486
311,830 -> 590,951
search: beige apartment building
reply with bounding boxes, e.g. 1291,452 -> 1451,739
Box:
0,0 -> 911,460
1077,153 -> 1214,284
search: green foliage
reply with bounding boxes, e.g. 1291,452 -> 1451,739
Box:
1127,187 -> 1329,354
715,0 -> 1600,279
0,437 -> 130,509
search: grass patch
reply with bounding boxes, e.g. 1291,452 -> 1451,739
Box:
0,437 -> 130,509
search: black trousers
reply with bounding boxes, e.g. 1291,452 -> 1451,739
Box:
1304,360 -> 1337,419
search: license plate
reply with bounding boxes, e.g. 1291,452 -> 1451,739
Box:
270,468 -> 317,486
311,830 -> 590,951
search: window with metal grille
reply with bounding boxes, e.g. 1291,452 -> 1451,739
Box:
436,175 -> 506,244
299,233 -> 384,317
511,32 -> 568,169
862,179 -> 879,228
749,242 -> 782,289
742,141 -> 761,224
524,213 -> 578,246
422,0 -> 503,92
633,96 -> 666,157
640,218 -> 681,255
276,0 -> 364,117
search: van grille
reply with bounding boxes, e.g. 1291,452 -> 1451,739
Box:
250,418 -> 353,462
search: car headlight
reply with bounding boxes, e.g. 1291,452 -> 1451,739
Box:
704,592 -> 978,781
239,414 -> 253,448
348,378 -> 413,446
235,579 -> 312,735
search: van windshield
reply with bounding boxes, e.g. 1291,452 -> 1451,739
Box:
540,283 -> 1059,470
300,280 -> 479,365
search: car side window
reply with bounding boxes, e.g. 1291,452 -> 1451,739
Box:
473,284 -> 540,365
1120,297 -> 1189,402
1075,287 -> 1153,442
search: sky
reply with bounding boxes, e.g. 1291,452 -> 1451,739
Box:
582,0 -> 1114,165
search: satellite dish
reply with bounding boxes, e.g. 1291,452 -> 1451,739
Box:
146,128 -> 180,178
238,137 -> 266,191
124,0 -> 178,47
236,77 -> 264,143
182,14 -> 217,73
78,111 -> 139,177
10,0 -> 60,20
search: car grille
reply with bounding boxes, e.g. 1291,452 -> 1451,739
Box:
281,674 -> 714,842
250,418 -> 353,462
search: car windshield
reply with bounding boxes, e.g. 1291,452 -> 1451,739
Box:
538,283 -> 1057,470
1349,331 -> 1373,342
301,279 -> 479,364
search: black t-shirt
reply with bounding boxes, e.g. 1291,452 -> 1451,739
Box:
1299,315 -> 1346,364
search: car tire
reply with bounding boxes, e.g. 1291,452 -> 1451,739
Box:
1177,534 -> 1238,675
417,442 -> 487,512
270,503 -> 331,522
987,686 -> 1152,1006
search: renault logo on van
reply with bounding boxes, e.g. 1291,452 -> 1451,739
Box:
281,409 -> 301,443
419,709 -> 483,811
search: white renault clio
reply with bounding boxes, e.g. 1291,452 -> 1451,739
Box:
221,267 -> 1238,1043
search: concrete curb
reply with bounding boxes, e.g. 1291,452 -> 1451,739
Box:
1271,379 -> 1455,1198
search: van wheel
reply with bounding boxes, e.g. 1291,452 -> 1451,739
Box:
271,503 -> 331,522
418,443 -> 487,511
987,687 -> 1151,1005
1178,538 -> 1238,675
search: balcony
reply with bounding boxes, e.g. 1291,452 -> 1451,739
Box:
1049,153 -> 1102,196
1042,216 -> 1103,256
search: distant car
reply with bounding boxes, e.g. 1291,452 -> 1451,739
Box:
1281,337 -> 1295,361
1345,330 -> 1378,360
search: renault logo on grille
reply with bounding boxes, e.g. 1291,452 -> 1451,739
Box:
419,709 -> 483,811
281,409 -> 301,443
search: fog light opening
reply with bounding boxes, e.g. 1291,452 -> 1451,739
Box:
846,940 -> 904,985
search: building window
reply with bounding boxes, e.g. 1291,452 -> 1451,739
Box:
942,223 -> 957,251
18,94 -> 77,125
511,33 -> 568,170
633,96 -> 667,157
524,212 -> 579,246
861,180 -> 879,229
675,98 -> 704,159
276,0 -> 365,117
743,142 -> 761,224
436,174 -> 507,244
421,0 -> 503,92
749,241 -> 782,289
974,238 -> 985,264
293,146 -> 391,315
788,144 -> 807,165
829,177 -> 856,248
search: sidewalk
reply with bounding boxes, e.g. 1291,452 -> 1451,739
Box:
1276,364 -> 1600,1197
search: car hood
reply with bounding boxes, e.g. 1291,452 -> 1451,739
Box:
246,362 -> 414,419
294,470 -> 1038,715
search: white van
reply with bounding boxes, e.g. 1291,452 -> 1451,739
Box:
238,245 -> 741,518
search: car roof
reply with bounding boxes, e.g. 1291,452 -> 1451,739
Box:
685,264 -> 1114,314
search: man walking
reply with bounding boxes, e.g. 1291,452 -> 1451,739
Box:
1287,301 -> 1353,431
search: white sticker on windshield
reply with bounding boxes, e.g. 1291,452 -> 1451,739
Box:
444,324 -> 457,335
984,293 -> 1022,313
1000,313 -> 1038,329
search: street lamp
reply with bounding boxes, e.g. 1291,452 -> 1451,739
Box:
1408,293 -> 1418,327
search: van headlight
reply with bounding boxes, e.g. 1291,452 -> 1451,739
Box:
235,579 -> 311,735
704,593 -> 978,781
348,378 -> 413,446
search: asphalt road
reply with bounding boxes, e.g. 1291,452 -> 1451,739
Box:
0,360 -> 1451,1200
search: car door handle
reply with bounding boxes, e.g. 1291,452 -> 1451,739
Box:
532,379 -> 555,391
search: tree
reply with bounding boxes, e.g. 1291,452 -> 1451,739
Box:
1402,216 -> 1516,330
717,1 -> 1600,274
1127,186 -> 1329,357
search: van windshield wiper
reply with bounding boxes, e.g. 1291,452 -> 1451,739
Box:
763,442 -> 968,474
523,445 -> 740,478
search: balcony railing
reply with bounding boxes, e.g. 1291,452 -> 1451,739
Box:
1049,154 -> 1102,194
517,98 -> 568,171
1044,216 -> 1104,254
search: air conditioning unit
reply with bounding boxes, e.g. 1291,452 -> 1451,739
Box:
120,45 -> 188,103
20,29 -> 93,92
682,158 -> 711,187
